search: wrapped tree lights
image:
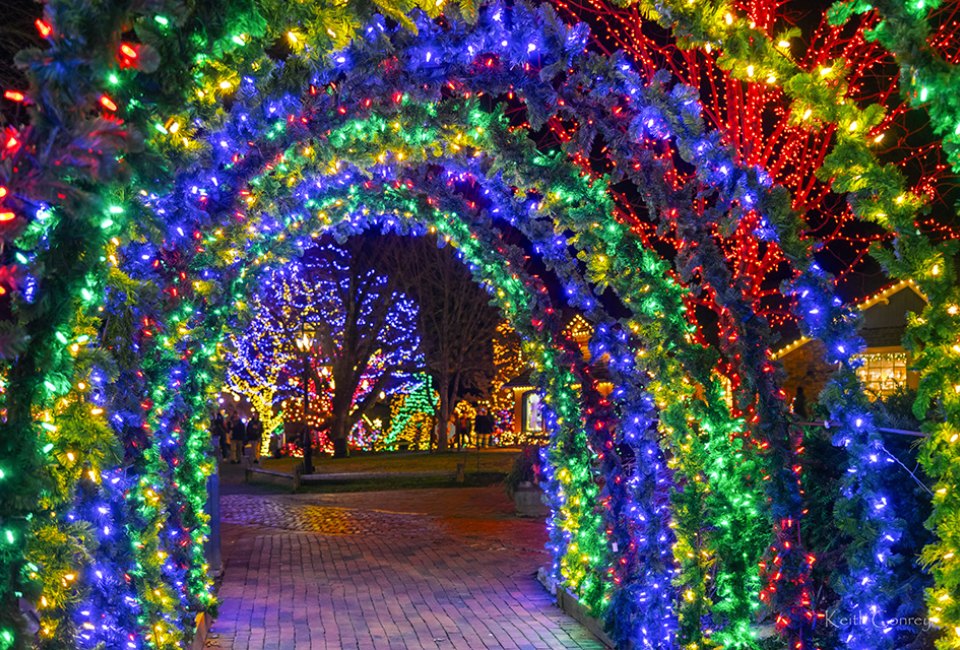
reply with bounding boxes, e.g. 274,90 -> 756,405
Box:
225,247 -> 423,455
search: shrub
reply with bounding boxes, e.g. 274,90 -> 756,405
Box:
504,445 -> 541,498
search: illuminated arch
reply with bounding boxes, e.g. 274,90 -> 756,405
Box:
186,164 -> 687,644
126,85 -> 774,646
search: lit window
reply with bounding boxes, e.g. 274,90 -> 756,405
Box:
524,392 -> 544,433
854,351 -> 908,397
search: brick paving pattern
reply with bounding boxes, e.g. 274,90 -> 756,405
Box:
221,495 -> 438,536
209,486 -> 606,650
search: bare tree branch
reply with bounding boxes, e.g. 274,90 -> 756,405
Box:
374,234 -> 500,451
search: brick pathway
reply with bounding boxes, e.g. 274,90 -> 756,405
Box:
208,487 -> 606,650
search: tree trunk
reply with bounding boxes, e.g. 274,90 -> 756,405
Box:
437,410 -> 448,453
436,371 -> 450,453
331,412 -> 349,458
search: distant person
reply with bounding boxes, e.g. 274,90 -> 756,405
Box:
224,413 -> 234,462
211,409 -> 227,460
456,413 -> 471,450
269,427 -> 283,458
445,415 -> 457,449
475,408 -> 494,448
229,412 -> 245,463
247,412 -> 264,463
793,387 -> 808,420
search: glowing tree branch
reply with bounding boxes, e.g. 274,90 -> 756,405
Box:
232,240 -> 423,458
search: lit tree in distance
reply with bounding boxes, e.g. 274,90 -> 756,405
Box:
384,373 -> 439,451
378,235 -> 501,452
229,238 -> 423,458
224,326 -> 287,456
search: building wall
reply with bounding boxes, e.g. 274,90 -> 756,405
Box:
779,341 -> 919,406
779,339 -> 834,407
777,284 -> 925,406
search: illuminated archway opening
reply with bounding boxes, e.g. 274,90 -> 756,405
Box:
187,167 -> 684,645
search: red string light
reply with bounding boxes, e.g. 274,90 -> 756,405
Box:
34,18 -> 52,38
99,95 -> 118,112
547,0 -> 959,302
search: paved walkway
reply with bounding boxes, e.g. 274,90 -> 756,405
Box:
208,487 -> 606,649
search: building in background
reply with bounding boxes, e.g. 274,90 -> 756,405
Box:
502,314 -> 607,443
774,280 -> 927,404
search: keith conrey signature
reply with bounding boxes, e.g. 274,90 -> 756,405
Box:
824,609 -> 937,632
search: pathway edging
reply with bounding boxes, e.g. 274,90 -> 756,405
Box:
537,568 -> 614,649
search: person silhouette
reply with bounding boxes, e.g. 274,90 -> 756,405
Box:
247,411 -> 264,463
793,386 -> 808,420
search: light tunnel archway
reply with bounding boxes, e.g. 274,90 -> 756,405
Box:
163,74 -> 808,646
1,2 -> 955,650
125,88 -> 784,649
8,10 -> 854,649
174,158 -> 687,646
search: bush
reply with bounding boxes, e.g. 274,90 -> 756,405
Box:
504,445 -> 541,499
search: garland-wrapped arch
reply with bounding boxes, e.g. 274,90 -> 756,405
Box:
205,97 -> 762,645
134,70 -> 804,644
125,174 -> 612,647
0,4 -> 826,647
190,152 -> 687,644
